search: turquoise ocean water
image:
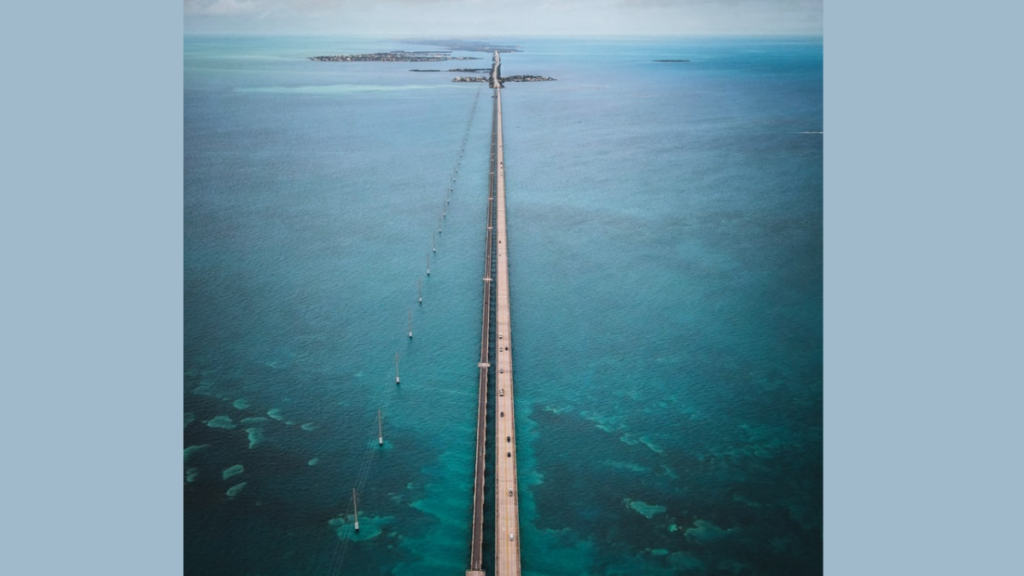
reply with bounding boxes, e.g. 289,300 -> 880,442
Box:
185,35 -> 822,575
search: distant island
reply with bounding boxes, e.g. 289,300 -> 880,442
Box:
403,39 -> 523,53
310,51 -> 481,62
654,59 -> 691,63
410,69 -> 442,72
502,75 -> 556,83
452,75 -> 556,83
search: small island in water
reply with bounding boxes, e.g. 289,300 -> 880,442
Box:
402,39 -> 523,53
502,75 -> 557,83
452,75 -> 556,83
310,51 -> 481,62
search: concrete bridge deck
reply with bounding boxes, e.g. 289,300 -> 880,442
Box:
468,50 -> 519,576
491,58 -> 521,576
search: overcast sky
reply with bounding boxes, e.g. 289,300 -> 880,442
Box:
184,0 -> 822,36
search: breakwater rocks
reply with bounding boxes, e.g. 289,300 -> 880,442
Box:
452,76 -> 489,83
310,51 -> 481,63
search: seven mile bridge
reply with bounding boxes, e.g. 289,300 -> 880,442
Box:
467,50 -> 521,576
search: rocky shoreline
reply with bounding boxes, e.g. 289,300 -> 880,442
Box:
310,51 -> 481,63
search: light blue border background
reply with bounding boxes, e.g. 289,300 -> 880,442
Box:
824,0 -> 1022,574
3,1 -> 1021,574
3,2 -> 183,574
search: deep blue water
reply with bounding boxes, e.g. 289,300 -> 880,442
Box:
185,35 -> 822,575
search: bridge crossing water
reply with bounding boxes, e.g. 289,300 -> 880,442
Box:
467,57 -> 498,576
468,50 -> 520,576
491,68 -> 521,576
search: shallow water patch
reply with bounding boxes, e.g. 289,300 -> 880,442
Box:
207,415 -> 236,429
626,499 -> 667,519
184,444 -> 209,462
245,427 -> 263,449
603,460 -> 650,474
226,482 -> 247,498
328,514 -> 394,542
684,519 -> 736,544
222,464 -> 244,480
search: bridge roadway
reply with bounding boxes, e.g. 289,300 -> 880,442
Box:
490,51 -> 502,89
491,55 -> 521,576
468,50 -> 519,576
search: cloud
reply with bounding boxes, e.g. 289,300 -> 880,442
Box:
184,0 -> 823,35
184,0 -> 373,15
184,0 -> 268,16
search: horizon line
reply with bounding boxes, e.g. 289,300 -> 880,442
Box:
183,32 -> 824,39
